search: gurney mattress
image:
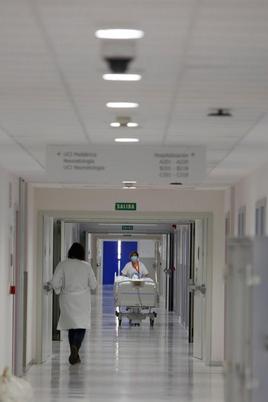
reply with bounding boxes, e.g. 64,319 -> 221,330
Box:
114,276 -> 157,307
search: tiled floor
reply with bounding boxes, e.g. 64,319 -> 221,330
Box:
25,286 -> 224,402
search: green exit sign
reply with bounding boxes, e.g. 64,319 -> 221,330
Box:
115,202 -> 137,211
122,225 -> 134,231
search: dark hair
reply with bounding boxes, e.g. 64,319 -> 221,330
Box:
130,251 -> 139,258
68,242 -> 85,261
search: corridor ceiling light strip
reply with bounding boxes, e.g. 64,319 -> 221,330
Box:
123,186 -> 137,189
114,138 -> 140,143
127,122 -> 139,128
95,29 -> 144,40
103,73 -> 142,81
110,122 -> 121,127
122,180 -> 137,184
106,102 -> 139,108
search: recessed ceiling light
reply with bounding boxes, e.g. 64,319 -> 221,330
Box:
106,102 -> 139,108
122,180 -> 137,184
95,29 -> 144,40
114,138 -> 140,143
103,73 -> 141,81
110,122 -> 121,127
127,122 -> 139,128
123,186 -> 137,189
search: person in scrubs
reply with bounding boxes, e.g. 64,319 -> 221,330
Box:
50,242 -> 97,365
121,251 -> 149,279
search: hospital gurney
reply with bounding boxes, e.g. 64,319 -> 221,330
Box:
114,275 -> 158,327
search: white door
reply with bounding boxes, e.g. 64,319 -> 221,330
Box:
154,240 -> 161,299
159,234 -> 167,300
42,215 -> 54,362
97,238 -> 103,287
165,234 -> 171,310
193,219 -> 206,359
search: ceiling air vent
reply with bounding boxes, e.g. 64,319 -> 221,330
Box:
207,108 -> 232,117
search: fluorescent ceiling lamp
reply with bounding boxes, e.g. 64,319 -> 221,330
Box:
106,102 -> 139,108
103,73 -> 141,81
123,186 -> 137,189
95,29 -> 144,40
122,180 -> 137,184
115,138 -> 139,143
127,122 -> 139,128
110,122 -> 121,127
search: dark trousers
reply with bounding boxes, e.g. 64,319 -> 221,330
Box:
68,329 -> 86,350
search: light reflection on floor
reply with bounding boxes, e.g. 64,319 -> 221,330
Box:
25,286 -> 224,402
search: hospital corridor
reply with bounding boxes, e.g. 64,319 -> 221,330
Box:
1,1 -> 268,402
25,286 -> 224,402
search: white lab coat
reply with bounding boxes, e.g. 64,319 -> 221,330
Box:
51,259 -> 97,330
121,261 -> 149,278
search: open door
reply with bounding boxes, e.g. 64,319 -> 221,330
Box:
103,241 -> 118,284
193,219 -> 206,360
164,234 -> 171,310
154,240 -> 161,295
42,215 -> 54,362
159,234 -> 168,303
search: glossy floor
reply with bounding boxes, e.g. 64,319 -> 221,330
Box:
25,287 -> 224,402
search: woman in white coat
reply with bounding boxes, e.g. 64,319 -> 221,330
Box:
50,242 -> 97,365
121,251 -> 149,278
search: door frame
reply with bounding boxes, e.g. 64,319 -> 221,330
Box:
95,234 -> 161,287
36,210 -> 213,365
41,215 -> 54,362
192,218 -> 207,360
14,179 -> 27,376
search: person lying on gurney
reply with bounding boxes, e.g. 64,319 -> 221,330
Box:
121,251 -> 149,279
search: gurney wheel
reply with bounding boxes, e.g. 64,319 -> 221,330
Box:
118,319 -> 122,327
150,319 -> 154,327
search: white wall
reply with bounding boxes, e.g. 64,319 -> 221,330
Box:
0,166 -> 19,372
138,239 -> 156,281
0,171 -> 36,371
61,222 -> 80,260
139,239 -> 155,258
32,187 -> 226,364
225,159 -> 268,237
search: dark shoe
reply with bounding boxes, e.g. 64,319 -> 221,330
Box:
69,345 -> 79,365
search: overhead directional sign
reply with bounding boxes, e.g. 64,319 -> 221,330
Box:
47,145 -> 206,185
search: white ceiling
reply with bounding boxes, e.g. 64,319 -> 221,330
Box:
1,0 -> 268,188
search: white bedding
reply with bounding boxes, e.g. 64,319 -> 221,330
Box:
114,276 -> 157,307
